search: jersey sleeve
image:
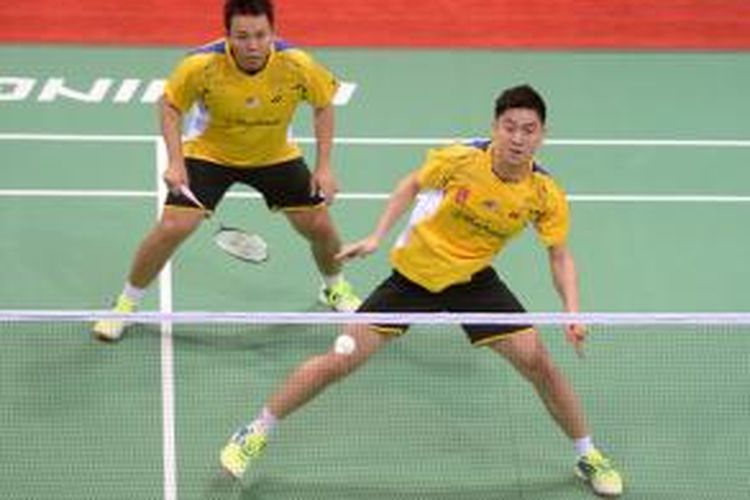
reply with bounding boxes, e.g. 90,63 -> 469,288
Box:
533,179 -> 570,247
163,55 -> 205,112
416,145 -> 466,190
291,50 -> 339,108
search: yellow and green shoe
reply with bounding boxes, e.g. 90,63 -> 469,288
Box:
575,448 -> 623,497
319,280 -> 362,312
92,294 -> 136,342
220,423 -> 268,479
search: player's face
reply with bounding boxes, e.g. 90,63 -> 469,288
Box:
228,14 -> 274,72
491,108 -> 545,167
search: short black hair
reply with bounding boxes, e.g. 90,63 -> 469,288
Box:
494,84 -> 547,125
224,0 -> 275,32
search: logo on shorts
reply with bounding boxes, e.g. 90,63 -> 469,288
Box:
245,96 -> 260,108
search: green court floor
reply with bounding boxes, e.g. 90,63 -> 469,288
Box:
1,45 -> 749,499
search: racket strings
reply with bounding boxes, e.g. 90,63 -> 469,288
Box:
179,185 -> 269,263
214,229 -> 268,263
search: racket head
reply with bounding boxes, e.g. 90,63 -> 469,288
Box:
213,227 -> 269,263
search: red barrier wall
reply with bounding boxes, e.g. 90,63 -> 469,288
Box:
2,0 -> 750,49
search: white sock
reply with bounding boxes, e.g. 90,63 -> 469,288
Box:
121,282 -> 146,304
322,273 -> 344,290
575,435 -> 595,457
252,406 -> 278,434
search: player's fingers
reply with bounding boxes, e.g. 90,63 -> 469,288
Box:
164,173 -> 185,195
574,341 -> 585,359
572,332 -> 586,358
315,178 -> 337,205
337,239 -> 377,261
566,324 -> 586,358
334,245 -> 358,261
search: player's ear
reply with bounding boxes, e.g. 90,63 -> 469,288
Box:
490,117 -> 501,134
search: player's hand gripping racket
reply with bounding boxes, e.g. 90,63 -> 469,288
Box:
179,185 -> 269,263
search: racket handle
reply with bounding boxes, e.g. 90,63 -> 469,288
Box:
179,184 -> 207,212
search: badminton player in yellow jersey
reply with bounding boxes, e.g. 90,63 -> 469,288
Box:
93,0 -> 361,340
220,84 -> 623,496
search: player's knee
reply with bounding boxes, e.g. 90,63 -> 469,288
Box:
522,351 -> 558,385
159,212 -> 201,239
295,210 -> 335,242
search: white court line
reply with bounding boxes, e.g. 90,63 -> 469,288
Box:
154,141 -> 177,500
0,189 -> 151,197
1,132 -> 750,147
1,189 -> 749,203
0,133 -> 158,142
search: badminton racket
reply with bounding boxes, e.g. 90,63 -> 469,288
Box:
179,185 -> 269,263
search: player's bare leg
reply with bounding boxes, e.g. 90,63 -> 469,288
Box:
284,207 -> 342,275
489,330 -> 623,496
267,324 -> 390,417
128,208 -> 204,287
285,208 -> 361,311
93,208 -> 203,341
488,329 -> 588,439
220,325 -> 391,478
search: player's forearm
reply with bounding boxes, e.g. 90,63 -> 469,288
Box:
548,245 -> 581,313
313,105 -> 335,170
371,173 -> 421,242
159,97 -> 185,166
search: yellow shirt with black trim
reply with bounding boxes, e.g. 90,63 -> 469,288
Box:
163,39 -> 339,167
391,140 -> 570,293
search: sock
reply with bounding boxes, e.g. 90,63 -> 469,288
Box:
251,406 -> 278,434
121,282 -> 146,304
322,273 -> 344,290
575,436 -> 595,457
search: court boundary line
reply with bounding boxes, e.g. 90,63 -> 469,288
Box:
2,132 -> 750,147
154,140 -> 177,500
6,132 -> 747,204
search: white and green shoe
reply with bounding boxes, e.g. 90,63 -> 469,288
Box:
319,280 -> 361,312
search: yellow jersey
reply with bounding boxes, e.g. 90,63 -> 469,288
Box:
391,140 -> 570,292
163,39 -> 339,167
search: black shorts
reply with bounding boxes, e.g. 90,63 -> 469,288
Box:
358,267 -> 532,346
165,157 -> 325,211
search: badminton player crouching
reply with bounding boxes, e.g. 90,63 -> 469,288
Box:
93,0 -> 361,341
220,84 -> 624,497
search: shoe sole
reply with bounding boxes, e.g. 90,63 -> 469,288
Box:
318,287 -> 362,313
93,331 -> 121,342
220,464 -> 243,479
318,295 -> 361,313
574,468 -> 622,497
92,322 -> 128,342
